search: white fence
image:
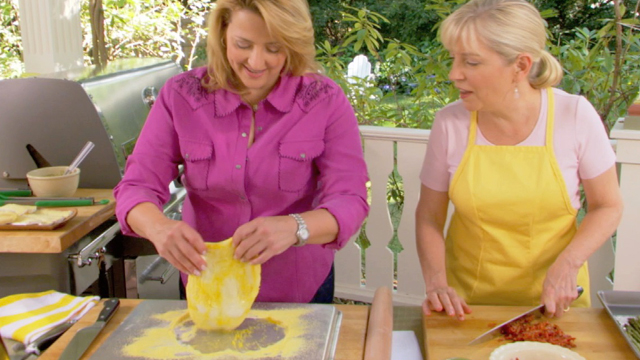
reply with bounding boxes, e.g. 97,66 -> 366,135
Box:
335,125 -> 619,307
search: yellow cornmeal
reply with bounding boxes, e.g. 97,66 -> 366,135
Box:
122,307 -> 312,359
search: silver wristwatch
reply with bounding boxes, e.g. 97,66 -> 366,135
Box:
289,213 -> 309,247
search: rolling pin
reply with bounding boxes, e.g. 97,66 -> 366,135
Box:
364,286 -> 393,360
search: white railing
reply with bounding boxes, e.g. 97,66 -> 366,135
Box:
336,125 -> 620,307
335,126 -> 430,306
610,118 -> 640,291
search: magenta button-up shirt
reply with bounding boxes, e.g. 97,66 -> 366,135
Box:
114,67 -> 369,302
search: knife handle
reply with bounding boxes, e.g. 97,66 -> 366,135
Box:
35,200 -> 94,207
0,190 -> 32,197
98,299 -> 120,323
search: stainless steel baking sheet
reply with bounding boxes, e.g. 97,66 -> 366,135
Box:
87,300 -> 342,360
597,290 -> 640,359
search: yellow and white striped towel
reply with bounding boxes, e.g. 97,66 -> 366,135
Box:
0,290 -> 99,345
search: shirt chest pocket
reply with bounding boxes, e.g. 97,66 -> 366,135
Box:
278,140 -> 324,192
181,140 -> 213,191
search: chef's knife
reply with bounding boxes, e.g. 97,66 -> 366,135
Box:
0,189 -> 32,197
467,286 -> 584,345
0,195 -> 93,201
0,198 -> 109,207
20,320 -> 77,359
58,299 -> 120,360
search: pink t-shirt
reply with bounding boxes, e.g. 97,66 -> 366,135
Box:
420,87 -> 616,209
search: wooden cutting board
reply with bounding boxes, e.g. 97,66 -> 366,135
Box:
422,305 -> 636,360
0,188 -> 114,253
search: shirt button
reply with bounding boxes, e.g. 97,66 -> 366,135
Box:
185,153 -> 189,159
241,132 -> 247,137
257,126 -> 263,131
240,195 -> 246,201
300,153 -> 306,159
235,164 -> 242,169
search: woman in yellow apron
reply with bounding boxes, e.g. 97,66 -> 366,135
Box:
416,0 -> 623,320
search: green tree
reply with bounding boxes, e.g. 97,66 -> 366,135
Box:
79,0 -> 213,69
309,0 -> 354,46
536,0 -> 637,41
2,0 -> 639,131
310,0 -> 440,46
0,0 -> 22,78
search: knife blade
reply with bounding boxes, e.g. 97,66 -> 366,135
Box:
58,299 -> 120,360
467,286 -> 584,345
24,319 -> 77,356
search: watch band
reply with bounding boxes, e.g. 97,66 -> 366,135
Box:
289,213 -> 309,247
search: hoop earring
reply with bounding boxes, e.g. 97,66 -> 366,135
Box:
514,87 -> 520,99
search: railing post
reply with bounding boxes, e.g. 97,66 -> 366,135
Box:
610,117 -> 640,291
17,0 -> 84,74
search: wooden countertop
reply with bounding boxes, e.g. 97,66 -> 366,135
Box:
423,305 -> 636,359
0,189 -> 115,254
39,299 -> 369,360
30,300 -> 639,360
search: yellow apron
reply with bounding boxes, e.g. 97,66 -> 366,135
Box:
446,89 -> 590,307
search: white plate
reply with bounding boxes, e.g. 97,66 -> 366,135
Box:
489,341 -> 586,360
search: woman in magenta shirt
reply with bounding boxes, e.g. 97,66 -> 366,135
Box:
114,0 -> 369,303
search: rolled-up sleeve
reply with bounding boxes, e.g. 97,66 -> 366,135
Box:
313,91 -> 369,250
113,80 -> 182,236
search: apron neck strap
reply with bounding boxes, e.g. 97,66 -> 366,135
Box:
468,88 -> 555,148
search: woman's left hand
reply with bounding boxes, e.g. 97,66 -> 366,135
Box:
541,256 -> 581,318
232,216 -> 298,264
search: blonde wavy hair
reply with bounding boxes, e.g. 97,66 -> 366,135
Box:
203,0 -> 322,93
440,0 -> 562,88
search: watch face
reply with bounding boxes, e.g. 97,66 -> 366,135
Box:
298,228 -> 310,240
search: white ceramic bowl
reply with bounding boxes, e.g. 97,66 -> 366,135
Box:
489,341 -> 586,360
26,166 -> 80,197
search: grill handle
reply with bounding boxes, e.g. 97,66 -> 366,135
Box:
68,222 -> 121,267
139,256 -> 177,285
142,86 -> 158,109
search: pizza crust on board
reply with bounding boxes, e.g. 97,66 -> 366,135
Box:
0,204 -> 74,226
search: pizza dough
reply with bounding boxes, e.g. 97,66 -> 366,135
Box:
0,204 -> 72,226
186,238 -> 261,331
0,211 -> 18,225
14,209 -> 74,225
0,204 -> 37,216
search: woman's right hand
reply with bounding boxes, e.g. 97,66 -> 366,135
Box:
145,218 -> 208,276
423,285 -> 472,321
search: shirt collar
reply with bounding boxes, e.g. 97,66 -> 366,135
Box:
263,74 -> 300,113
213,73 -> 300,117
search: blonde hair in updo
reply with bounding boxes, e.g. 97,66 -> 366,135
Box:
440,0 -> 562,88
